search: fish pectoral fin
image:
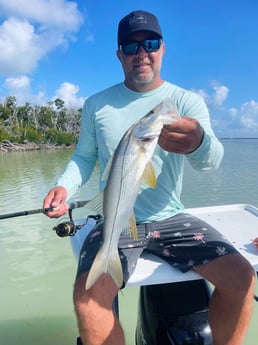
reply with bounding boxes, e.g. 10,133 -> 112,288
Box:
85,247 -> 123,290
141,161 -> 157,188
129,215 -> 138,240
84,191 -> 104,216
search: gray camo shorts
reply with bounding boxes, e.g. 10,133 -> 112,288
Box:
76,213 -> 238,287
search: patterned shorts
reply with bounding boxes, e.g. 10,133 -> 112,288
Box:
76,213 -> 238,286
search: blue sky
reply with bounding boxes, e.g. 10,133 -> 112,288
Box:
0,0 -> 257,138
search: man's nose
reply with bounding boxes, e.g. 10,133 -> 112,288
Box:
136,44 -> 147,57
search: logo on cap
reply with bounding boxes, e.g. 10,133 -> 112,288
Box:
129,14 -> 147,25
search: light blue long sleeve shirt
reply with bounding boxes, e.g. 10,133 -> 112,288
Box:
57,81 -> 223,222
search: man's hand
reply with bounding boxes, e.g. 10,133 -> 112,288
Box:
253,238 -> 258,249
43,186 -> 69,218
158,117 -> 204,154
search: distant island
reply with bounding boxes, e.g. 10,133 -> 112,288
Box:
1,96 -> 257,153
0,96 -> 81,152
0,139 -> 75,152
220,137 -> 258,140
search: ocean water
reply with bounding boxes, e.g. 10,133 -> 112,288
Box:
0,139 -> 257,345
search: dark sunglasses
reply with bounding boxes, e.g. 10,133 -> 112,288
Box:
120,39 -> 162,56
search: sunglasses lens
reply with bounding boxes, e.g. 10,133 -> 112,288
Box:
121,42 -> 139,55
143,39 -> 160,52
121,39 -> 161,55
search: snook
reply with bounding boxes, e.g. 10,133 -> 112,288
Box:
85,98 -> 180,290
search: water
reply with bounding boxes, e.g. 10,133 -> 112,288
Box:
0,139 -> 258,345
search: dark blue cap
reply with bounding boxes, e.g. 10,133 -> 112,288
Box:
117,10 -> 162,46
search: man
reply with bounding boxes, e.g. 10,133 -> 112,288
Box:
44,10 -> 255,345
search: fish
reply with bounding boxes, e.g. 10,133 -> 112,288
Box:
85,98 -> 180,290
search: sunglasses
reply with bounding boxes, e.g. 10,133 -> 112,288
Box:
120,39 -> 162,56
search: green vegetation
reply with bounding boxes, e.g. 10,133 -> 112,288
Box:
0,96 -> 82,146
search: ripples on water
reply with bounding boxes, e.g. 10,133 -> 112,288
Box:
0,139 -> 258,345
182,139 -> 258,207
0,150 -> 79,344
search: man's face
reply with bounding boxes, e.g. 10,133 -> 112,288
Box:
117,31 -> 165,92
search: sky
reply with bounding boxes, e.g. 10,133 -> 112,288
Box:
0,0 -> 257,138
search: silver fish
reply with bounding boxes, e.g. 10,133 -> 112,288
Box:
85,98 -> 180,290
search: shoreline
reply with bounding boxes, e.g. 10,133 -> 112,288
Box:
0,140 -> 74,152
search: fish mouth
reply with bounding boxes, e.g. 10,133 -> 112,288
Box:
138,135 -> 156,142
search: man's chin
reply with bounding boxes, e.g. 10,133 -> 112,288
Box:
133,74 -> 154,85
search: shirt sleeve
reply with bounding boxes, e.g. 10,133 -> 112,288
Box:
187,132 -> 224,170
178,91 -> 224,171
56,101 -> 98,199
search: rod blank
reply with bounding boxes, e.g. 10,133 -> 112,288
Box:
0,207 -> 53,220
0,200 -> 89,220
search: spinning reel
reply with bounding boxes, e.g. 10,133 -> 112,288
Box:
53,204 -> 101,237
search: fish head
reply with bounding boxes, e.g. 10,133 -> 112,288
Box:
132,98 -> 180,145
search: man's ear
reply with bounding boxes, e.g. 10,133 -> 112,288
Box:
116,49 -> 122,62
161,42 -> 166,55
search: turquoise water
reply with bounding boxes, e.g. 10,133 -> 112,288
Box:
0,139 -> 258,345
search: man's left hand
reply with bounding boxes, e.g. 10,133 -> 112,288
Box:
158,116 -> 204,154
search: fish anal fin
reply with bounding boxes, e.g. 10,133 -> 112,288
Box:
121,215 -> 138,240
141,161 -> 157,188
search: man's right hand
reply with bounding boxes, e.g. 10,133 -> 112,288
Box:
43,186 -> 69,218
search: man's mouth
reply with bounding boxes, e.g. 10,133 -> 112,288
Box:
134,63 -> 150,70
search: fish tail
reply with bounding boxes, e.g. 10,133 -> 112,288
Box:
85,247 -> 123,290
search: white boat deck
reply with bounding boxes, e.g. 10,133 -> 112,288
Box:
70,204 -> 258,287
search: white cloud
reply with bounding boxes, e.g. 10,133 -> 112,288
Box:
228,107 -> 238,119
4,75 -> 30,90
0,18 -> 42,74
2,76 -> 85,108
226,101 -> 258,132
0,0 -> 83,76
0,0 -> 83,31
210,84 -> 229,107
216,100 -> 258,137
54,82 -> 85,108
193,81 -> 229,108
3,75 -> 46,105
239,100 -> 258,129
193,81 -> 258,137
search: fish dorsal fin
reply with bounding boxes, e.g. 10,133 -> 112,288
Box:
129,214 -> 138,240
84,191 -> 104,216
141,161 -> 157,188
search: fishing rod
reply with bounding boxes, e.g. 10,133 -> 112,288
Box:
0,200 -> 101,238
0,200 -> 89,221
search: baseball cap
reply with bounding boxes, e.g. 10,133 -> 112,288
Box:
117,10 -> 162,46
